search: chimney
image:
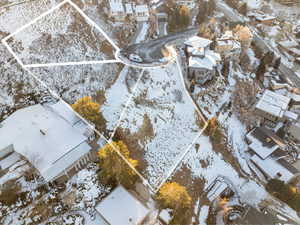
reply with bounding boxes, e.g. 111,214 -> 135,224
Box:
40,129 -> 46,135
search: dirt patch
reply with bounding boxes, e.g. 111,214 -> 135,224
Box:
100,40 -> 115,58
199,159 -> 210,168
113,113 -> 156,173
169,165 -> 207,224
93,89 -> 106,106
210,132 -> 247,179
171,165 -> 206,206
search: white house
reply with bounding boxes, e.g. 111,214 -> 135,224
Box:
185,36 -> 220,85
175,0 -> 195,9
135,4 -> 150,22
95,186 -> 151,225
0,101 -> 95,183
184,36 -> 212,50
255,90 -> 292,122
125,3 -> 134,15
108,0 -> 126,21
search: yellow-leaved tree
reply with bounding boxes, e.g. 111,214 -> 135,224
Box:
233,25 -> 253,54
157,182 -> 192,224
72,96 -> 106,132
98,141 -> 138,188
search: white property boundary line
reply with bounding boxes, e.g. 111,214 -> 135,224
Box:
1,0 -> 209,193
1,0 -> 155,193
3,41 -> 156,193
3,0 -> 120,68
24,59 -> 121,68
154,57 -> 208,192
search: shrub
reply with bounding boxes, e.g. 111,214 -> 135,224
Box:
266,179 -> 300,211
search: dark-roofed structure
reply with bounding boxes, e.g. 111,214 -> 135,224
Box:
247,127 -> 300,183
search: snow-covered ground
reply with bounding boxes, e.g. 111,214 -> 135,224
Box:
179,135 -> 267,207
4,1 -> 116,65
114,61 -> 205,188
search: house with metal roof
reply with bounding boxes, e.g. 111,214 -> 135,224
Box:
246,127 -> 300,183
135,4 -> 150,22
184,36 -> 221,85
108,0 -> 126,21
0,100 -> 95,183
255,90 -> 292,122
95,185 -> 151,225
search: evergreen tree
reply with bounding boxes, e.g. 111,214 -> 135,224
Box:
168,5 -> 190,32
225,0 -> 239,9
207,0 -> 216,16
98,141 -> 138,188
274,57 -> 281,70
256,61 -> 266,83
238,2 -> 248,16
196,0 -> 207,24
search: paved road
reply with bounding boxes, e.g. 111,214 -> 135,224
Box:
118,28 -> 198,67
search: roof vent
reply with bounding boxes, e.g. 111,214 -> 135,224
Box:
40,129 -> 46,135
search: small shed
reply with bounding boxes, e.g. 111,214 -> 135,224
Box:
96,186 -> 150,225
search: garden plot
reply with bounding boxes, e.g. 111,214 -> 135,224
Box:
3,0 -> 117,66
29,64 -> 144,139
113,62 -> 205,189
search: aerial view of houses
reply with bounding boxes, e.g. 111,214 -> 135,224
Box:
1,0 -> 300,224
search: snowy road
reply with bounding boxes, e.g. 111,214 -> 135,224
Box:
117,27 -> 198,67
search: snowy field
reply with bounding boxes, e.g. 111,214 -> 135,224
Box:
114,62 -> 205,189
0,41 -> 56,120
0,0 -> 123,120
5,1 -> 116,65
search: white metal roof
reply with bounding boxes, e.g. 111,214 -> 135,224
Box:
0,152 -> 21,170
135,4 -> 149,13
109,0 -> 125,13
184,36 -> 212,49
251,154 -> 296,182
207,180 -> 228,202
188,50 -> 221,70
246,128 -> 279,159
256,90 -> 291,118
96,186 -> 150,225
125,3 -> 133,14
0,101 -> 91,181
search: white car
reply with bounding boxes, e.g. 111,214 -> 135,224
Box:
129,53 -> 143,63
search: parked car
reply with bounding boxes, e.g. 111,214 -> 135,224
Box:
129,53 -> 143,63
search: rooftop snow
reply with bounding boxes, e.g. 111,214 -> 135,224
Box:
0,101 -> 91,181
246,127 -> 280,160
255,90 -> 291,118
184,36 -> 212,49
135,4 -> 149,13
95,186 -> 149,225
188,50 -> 221,70
125,3 -> 133,14
250,154 -> 297,182
217,32 -> 241,50
109,1 -> 125,13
